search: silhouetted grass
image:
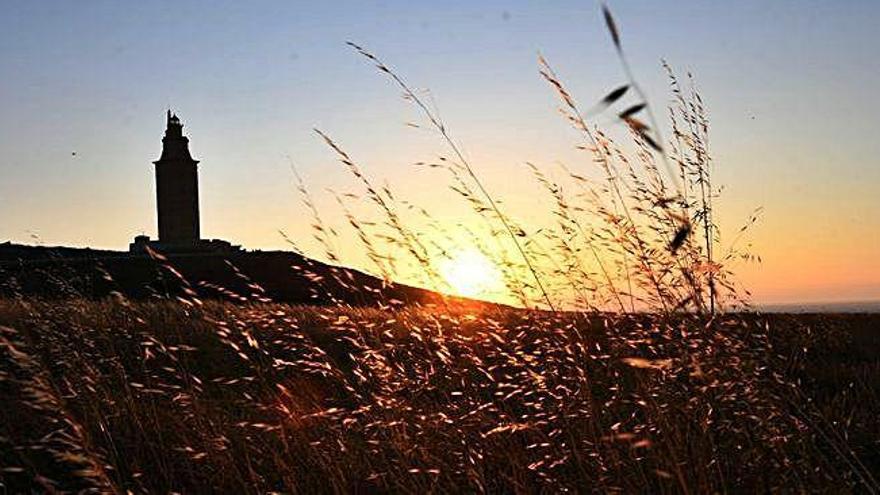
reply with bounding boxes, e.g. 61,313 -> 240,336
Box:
296,3 -> 758,316
1,299 -> 877,492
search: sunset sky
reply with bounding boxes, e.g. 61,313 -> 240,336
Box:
1,0 -> 878,305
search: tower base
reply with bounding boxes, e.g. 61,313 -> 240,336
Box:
129,235 -> 240,254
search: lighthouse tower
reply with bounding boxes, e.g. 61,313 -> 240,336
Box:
129,111 -> 238,254
154,110 -> 200,245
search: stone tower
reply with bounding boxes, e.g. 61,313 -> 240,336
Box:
154,111 -> 200,245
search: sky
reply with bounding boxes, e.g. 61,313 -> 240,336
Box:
1,0 -> 878,305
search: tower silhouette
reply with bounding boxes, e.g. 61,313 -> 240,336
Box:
154,111 -> 200,245
130,111 -> 237,254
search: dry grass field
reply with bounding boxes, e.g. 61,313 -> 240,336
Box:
1,298 -> 877,493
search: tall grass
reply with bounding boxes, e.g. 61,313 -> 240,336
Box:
1,299 -> 877,493
278,3 -> 758,315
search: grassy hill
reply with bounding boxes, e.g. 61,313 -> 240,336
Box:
0,242 -> 463,308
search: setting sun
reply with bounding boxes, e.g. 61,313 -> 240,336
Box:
439,250 -> 502,298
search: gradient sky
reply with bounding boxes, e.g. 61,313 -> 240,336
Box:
1,0 -> 878,304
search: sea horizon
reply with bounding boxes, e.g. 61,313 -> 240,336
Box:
757,299 -> 880,314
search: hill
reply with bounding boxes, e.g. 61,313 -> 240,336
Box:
0,241 -> 464,308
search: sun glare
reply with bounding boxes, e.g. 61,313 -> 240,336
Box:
440,250 -> 502,299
